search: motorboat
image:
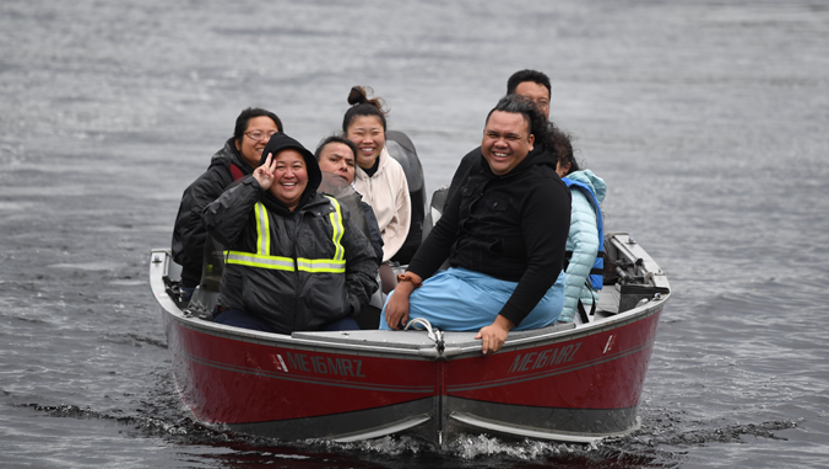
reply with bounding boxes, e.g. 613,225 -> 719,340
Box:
149,133 -> 670,446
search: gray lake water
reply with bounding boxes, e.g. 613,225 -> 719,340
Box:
2,0 -> 828,467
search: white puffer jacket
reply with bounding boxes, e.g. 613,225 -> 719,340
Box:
353,147 -> 411,262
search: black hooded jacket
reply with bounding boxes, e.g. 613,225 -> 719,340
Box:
407,144 -> 571,327
202,134 -> 379,333
171,139 -> 254,287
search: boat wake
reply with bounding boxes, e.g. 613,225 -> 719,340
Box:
17,402 -> 196,438
633,413 -> 798,447
16,394 -> 795,468
325,415 -> 797,466
325,432 -> 671,467
22,364 -> 794,468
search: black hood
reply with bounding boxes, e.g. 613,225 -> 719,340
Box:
516,141 -> 558,173
259,133 -> 322,213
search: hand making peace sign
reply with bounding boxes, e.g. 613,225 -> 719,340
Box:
253,153 -> 277,191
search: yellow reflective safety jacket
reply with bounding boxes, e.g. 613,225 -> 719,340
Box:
202,177 -> 379,334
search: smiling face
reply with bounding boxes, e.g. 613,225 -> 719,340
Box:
235,116 -> 280,168
345,115 -> 385,169
481,110 -> 535,176
514,81 -> 550,119
317,142 -> 356,183
268,149 -> 308,211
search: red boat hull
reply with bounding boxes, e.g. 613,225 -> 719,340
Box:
165,305 -> 661,443
151,229 -> 670,445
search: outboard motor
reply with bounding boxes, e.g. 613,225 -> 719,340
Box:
422,185 -> 448,240
385,130 -> 427,264
422,185 -> 451,271
187,234 -> 224,318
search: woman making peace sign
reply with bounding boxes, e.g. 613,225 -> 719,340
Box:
202,133 -> 379,333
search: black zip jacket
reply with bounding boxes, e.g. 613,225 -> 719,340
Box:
171,139 -> 254,287
407,145 -> 571,327
202,134 -> 379,333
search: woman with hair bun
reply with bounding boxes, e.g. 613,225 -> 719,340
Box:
342,86 -> 411,293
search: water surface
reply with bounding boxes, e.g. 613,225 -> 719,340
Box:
1,0 -> 828,467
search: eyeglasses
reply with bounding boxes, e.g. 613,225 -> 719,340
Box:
244,130 -> 278,141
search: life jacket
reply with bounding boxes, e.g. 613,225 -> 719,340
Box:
562,177 -> 604,290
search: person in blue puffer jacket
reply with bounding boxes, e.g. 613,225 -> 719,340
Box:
551,130 -> 607,323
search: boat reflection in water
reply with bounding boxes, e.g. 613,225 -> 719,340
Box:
149,132 -> 670,448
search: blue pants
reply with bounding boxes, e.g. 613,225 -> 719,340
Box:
380,267 -> 564,331
214,309 -> 359,333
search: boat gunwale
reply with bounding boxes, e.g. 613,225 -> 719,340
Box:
150,230 -> 670,360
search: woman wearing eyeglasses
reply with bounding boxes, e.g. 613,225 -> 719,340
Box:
171,107 -> 283,297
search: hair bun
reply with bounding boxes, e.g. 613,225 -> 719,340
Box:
347,86 -> 367,105
341,86 -> 389,133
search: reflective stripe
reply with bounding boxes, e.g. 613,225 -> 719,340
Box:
255,202 -> 270,256
325,196 -> 346,261
225,251 -> 295,271
297,258 -> 346,273
225,198 -> 347,274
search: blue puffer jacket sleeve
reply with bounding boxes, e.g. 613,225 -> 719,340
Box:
560,170 -> 606,323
